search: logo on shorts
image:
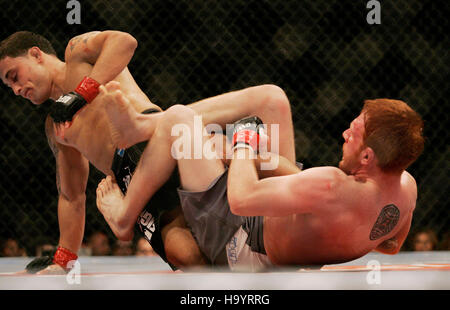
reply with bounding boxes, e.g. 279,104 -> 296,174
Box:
138,210 -> 156,241
226,237 -> 238,266
122,169 -> 131,190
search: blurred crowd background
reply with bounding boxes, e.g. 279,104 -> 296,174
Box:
0,0 -> 448,258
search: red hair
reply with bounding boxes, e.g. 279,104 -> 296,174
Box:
362,99 -> 424,173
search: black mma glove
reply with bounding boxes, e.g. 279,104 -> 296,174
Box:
49,76 -> 100,124
25,247 -> 57,274
25,246 -> 78,274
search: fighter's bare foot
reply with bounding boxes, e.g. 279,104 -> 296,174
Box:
96,175 -> 127,233
99,81 -> 147,149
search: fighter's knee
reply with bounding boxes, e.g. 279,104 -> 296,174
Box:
167,250 -> 206,268
157,104 -> 196,133
165,239 -> 207,267
163,104 -> 196,125
251,84 -> 291,116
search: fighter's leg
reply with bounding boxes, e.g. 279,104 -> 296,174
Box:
160,207 -> 209,266
98,81 -> 165,149
161,104 -> 226,192
188,85 -> 294,160
97,92 -> 181,236
156,105 -> 231,267
97,179 -> 208,267
187,85 -> 296,173
98,83 -> 223,224
103,83 -> 296,163
97,89 -> 214,267
143,105 -> 225,266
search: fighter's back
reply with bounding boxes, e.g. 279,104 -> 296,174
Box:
263,168 -> 417,265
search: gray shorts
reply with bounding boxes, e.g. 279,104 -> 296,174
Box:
177,169 -> 244,265
177,162 -> 303,267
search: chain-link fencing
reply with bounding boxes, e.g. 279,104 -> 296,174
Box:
0,0 -> 448,255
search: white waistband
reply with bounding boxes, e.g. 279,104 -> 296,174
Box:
225,226 -> 273,272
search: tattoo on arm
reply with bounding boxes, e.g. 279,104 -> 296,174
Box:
369,204 -> 400,241
68,32 -> 97,52
69,37 -> 82,51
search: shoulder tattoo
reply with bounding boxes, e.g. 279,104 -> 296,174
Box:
68,31 -> 98,52
69,36 -> 82,52
369,204 -> 400,241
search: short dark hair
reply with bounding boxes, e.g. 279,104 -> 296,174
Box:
0,31 -> 56,60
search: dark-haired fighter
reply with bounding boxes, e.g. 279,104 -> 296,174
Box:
0,31 -> 295,273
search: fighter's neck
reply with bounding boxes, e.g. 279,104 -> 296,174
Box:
353,166 -> 402,187
47,57 -> 67,100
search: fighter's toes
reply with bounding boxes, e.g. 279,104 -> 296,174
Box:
111,88 -> 129,108
104,175 -> 114,191
97,179 -> 106,195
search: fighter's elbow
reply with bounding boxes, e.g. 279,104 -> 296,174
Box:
228,191 -> 250,216
376,238 -> 400,255
385,244 -> 401,255
377,247 -> 400,255
390,248 -> 400,255
229,191 -> 261,216
108,31 -> 138,52
125,34 -> 138,51
228,194 -> 243,215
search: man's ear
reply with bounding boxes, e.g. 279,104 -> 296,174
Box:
360,146 -> 376,166
28,47 -> 43,63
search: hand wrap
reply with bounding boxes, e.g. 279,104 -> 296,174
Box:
232,116 -> 264,154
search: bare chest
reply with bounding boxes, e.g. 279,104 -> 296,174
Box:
56,104 -> 116,174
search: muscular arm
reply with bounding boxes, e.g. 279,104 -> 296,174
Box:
53,31 -> 139,137
227,148 -> 339,216
46,117 -> 89,253
66,30 -> 138,85
220,134 -> 301,178
255,152 -> 301,178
